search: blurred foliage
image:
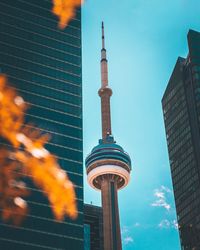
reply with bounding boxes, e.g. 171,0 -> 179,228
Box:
0,75 -> 77,225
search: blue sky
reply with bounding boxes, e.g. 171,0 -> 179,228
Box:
82,0 -> 200,249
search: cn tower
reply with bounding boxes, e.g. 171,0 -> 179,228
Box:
85,22 -> 132,250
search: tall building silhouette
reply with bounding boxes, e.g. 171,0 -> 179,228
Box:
85,23 -> 132,250
162,30 -> 200,249
0,0 -> 83,249
84,204 -> 103,250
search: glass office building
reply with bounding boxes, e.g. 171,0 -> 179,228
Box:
84,204 -> 103,250
162,30 -> 200,249
84,224 -> 91,250
0,0 -> 83,249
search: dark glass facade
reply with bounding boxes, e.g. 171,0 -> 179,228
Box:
162,30 -> 200,249
0,0 -> 83,249
84,224 -> 91,250
84,204 -> 103,250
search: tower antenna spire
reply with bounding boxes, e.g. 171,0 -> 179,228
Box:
99,22 -> 112,139
102,21 -> 105,49
101,21 -> 108,88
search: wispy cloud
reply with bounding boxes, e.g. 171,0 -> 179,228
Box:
160,185 -> 172,193
124,236 -> 134,245
158,219 -> 170,228
158,219 -> 178,230
151,186 -> 172,211
121,226 -> 129,234
172,219 -> 178,229
121,226 -> 134,246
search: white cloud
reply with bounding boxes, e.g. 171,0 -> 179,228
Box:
172,220 -> 178,229
161,185 -> 172,193
122,226 -> 134,245
151,186 -> 172,211
134,222 -> 140,227
124,236 -> 134,245
121,226 -> 129,234
154,190 -> 165,199
158,219 -> 178,230
158,219 -> 170,228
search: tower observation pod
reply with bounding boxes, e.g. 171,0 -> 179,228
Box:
85,22 -> 132,250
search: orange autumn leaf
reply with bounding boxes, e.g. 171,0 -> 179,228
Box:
0,75 -> 77,224
0,149 -> 29,225
52,0 -> 83,29
15,151 -> 77,220
0,75 -> 26,147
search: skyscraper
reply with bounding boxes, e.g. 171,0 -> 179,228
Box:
162,29 -> 200,249
85,23 -> 132,250
0,1 -> 83,249
84,204 -> 103,250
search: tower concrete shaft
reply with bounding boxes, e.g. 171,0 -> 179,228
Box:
98,88 -> 112,139
101,175 -> 122,250
101,22 -> 108,88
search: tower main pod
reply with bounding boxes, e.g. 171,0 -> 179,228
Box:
85,23 -> 132,250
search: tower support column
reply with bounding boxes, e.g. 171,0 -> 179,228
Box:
101,174 -> 122,250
